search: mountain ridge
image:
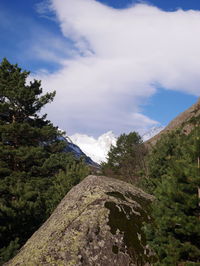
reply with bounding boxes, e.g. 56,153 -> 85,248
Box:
58,135 -> 99,167
146,98 -> 200,146
70,127 -> 165,164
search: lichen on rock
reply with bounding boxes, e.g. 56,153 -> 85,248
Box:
5,175 -> 154,266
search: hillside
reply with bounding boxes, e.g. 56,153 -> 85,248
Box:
147,98 -> 200,146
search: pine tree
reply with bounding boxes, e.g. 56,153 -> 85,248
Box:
102,132 -> 147,184
143,131 -> 182,193
47,158 -> 90,214
144,128 -> 200,265
0,59 -> 89,264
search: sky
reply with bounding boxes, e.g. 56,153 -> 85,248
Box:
0,0 -> 200,137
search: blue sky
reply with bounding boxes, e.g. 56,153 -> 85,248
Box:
0,0 -> 200,136
99,0 -> 200,11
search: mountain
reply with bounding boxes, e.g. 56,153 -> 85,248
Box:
141,126 -> 165,142
70,131 -> 117,164
6,175 -> 154,266
70,127 -> 165,164
147,98 -> 200,146
58,135 -> 99,167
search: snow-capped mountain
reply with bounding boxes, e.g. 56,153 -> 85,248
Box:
70,131 -> 117,164
70,126 -> 165,164
58,135 -> 99,167
141,126 -> 165,142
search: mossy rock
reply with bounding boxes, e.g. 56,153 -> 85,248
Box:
5,175 -> 154,266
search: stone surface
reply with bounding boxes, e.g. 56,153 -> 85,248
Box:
6,175 -> 154,266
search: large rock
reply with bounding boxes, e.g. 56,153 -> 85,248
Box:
6,175 -> 154,266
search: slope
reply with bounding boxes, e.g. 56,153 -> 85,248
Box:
147,98 -> 200,146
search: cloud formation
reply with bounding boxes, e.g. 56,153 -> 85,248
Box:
35,0 -> 200,136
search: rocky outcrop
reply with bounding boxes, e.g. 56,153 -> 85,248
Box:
6,175 -> 154,266
147,98 -> 200,146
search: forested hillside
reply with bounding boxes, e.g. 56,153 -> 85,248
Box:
0,59 -> 90,265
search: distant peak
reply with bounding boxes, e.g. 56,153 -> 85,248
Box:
142,126 -> 165,142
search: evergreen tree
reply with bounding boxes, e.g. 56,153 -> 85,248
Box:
0,59 -> 89,264
142,131 -> 182,193
47,158 -> 90,214
102,132 -> 147,184
144,128 -> 200,265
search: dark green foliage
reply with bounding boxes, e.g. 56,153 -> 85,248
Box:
102,132 -> 147,184
144,126 -> 200,265
142,131 -> 182,193
46,159 -> 90,214
0,59 -> 89,265
0,238 -> 20,265
0,58 -> 55,124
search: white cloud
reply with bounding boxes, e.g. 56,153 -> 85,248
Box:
35,0 -> 200,135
